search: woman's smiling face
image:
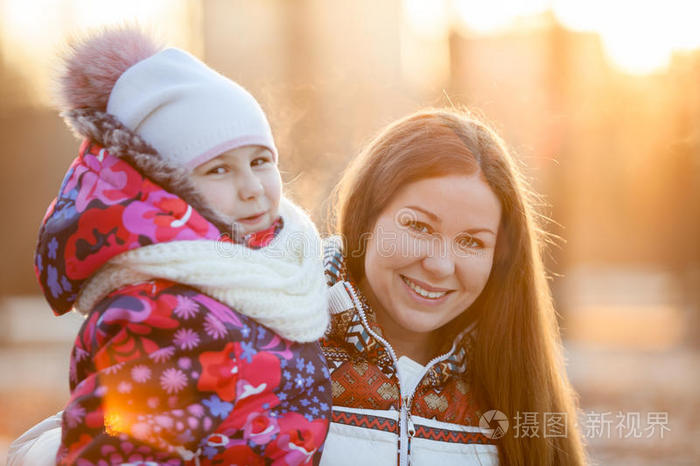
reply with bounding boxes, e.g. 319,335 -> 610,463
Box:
361,174 -> 501,341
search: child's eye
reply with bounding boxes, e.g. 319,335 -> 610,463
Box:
404,220 -> 433,235
205,165 -> 229,175
456,234 -> 483,249
251,157 -> 272,167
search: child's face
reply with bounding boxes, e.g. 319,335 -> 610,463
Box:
190,145 -> 282,234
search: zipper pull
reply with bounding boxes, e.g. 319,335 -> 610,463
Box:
407,410 -> 416,437
405,398 -> 415,466
402,396 -> 416,437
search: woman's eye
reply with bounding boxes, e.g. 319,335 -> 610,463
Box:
206,166 -> 228,175
251,157 -> 272,167
405,220 -> 433,235
457,235 -> 483,249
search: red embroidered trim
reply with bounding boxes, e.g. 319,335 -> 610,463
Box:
332,411 -> 495,445
413,425 -> 494,445
332,411 -> 398,434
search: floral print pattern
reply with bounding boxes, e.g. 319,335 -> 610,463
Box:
35,141 -> 331,464
61,283 -> 331,465
36,141 -> 221,315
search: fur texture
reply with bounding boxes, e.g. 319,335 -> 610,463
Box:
56,27 -> 162,111
62,108 -> 231,233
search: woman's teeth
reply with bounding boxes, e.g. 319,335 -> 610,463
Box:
401,276 -> 448,299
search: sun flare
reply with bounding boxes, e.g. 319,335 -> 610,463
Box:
402,0 -> 700,74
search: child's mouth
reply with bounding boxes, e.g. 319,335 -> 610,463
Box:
237,212 -> 266,225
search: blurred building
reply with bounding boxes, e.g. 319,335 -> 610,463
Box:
1,2 -> 699,462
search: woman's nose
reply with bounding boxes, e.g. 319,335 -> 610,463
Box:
421,248 -> 456,278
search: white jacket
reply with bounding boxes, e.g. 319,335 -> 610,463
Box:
319,239 -> 500,466
7,413 -> 61,466
321,407 -> 499,466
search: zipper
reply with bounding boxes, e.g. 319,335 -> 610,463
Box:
344,286 -> 408,463
405,400 -> 415,465
344,283 -> 474,466
402,323 -> 473,411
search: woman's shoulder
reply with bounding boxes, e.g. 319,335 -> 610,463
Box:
322,236 -> 345,282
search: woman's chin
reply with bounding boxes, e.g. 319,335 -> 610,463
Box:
390,308 -> 447,336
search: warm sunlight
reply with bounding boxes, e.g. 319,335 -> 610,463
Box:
453,0 -> 550,33
1,3 -> 697,465
552,0 -> 700,74
0,0 -> 199,106
402,0 -> 451,38
402,0 -> 700,74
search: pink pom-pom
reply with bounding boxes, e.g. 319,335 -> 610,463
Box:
55,26 -> 162,111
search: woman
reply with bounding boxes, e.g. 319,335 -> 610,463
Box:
319,109 -> 586,465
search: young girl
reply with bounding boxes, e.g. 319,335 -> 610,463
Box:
320,109 -> 586,465
24,27 -> 331,465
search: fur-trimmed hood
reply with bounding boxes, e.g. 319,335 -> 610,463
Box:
62,108 -> 232,230
35,109 -> 237,316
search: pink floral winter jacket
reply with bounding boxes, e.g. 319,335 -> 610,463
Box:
34,138 -> 331,465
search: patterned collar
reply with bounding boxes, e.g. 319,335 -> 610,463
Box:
323,237 -> 474,388
241,217 -> 284,249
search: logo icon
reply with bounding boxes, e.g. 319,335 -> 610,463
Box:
480,410 -> 509,439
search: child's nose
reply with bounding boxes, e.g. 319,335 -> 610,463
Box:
237,174 -> 264,200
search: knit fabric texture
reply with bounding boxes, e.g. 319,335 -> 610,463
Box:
77,197 -> 329,342
107,47 -> 277,168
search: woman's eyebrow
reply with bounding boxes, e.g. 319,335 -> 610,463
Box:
406,205 -> 440,222
464,227 -> 496,236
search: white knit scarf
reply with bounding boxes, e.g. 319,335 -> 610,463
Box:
76,197 -> 329,342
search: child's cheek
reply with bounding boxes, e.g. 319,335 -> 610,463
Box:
264,168 -> 283,212
199,178 -> 237,219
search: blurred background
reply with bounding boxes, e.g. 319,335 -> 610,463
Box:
1,0 -> 698,464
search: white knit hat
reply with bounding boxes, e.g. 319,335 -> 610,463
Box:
106,47 -> 277,169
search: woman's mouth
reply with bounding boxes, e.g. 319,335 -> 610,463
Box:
400,275 -> 454,301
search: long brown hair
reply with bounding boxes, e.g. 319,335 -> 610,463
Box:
332,108 -> 586,465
